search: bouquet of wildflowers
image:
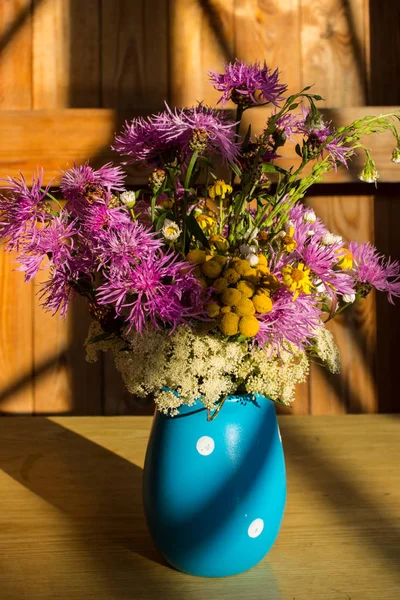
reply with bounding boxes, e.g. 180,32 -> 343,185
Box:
1,60 -> 400,417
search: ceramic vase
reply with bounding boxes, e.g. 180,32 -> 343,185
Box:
142,394 -> 286,577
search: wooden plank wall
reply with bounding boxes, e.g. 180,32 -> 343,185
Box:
0,0 -> 399,415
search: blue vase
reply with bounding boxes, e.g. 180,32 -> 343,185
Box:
142,393 -> 286,577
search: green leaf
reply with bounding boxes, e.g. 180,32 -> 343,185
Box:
261,162 -> 289,175
155,212 -> 168,231
229,161 -> 242,179
288,102 -> 300,111
295,143 -> 302,157
185,212 -> 211,249
235,334 -> 248,343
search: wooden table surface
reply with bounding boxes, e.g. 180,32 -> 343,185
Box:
0,415 -> 399,600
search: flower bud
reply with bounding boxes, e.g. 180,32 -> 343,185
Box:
189,128 -> 209,153
120,190 -> 136,206
391,147 -> 400,164
342,293 -> 356,304
303,209 -> 316,224
149,168 -> 166,190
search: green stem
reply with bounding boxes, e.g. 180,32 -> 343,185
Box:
182,150 -> 199,249
207,396 -> 228,421
41,188 -> 63,211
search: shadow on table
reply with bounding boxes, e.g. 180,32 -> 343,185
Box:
280,419 -> 400,581
0,418 -> 282,599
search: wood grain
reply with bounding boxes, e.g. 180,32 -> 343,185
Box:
234,0 -> 302,96
101,0 -> 168,110
0,251 -> 34,414
0,0 -> 33,414
169,0 -> 205,106
374,193 -> 400,413
307,195 -> 377,414
300,0 -> 369,107
200,0 -> 235,106
32,0 -> 102,415
0,0 -> 32,108
368,1 -> 400,413
0,415 -> 399,598
369,0 -> 400,105
32,0 -> 101,108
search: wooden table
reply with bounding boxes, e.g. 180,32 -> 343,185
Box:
0,415 -> 399,599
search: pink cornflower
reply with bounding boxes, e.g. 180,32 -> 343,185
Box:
288,203 -> 327,247
255,288 -> 321,352
294,241 -> 356,297
81,197 -> 131,234
209,59 -> 287,108
96,251 -> 207,333
115,104 -> 239,165
95,222 -> 162,274
163,103 -> 239,163
298,109 -> 354,168
348,241 -> 400,303
60,163 -> 126,211
38,267 -> 76,318
0,169 -> 52,248
16,213 -> 78,281
271,112 -> 304,141
113,111 -> 176,166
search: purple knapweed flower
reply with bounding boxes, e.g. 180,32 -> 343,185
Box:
294,241 -> 355,297
348,241 -> 400,303
96,250 -> 207,333
255,288 -> 321,353
16,212 -> 78,281
298,109 -> 354,168
163,103 -> 239,163
95,221 -> 162,274
38,267 -> 75,318
115,103 -> 239,166
113,111 -> 176,166
81,195 -> 131,234
272,112 -> 304,141
0,170 -> 52,248
60,162 -> 126,211
209,59 -> 287,108
288,203 -> 328,248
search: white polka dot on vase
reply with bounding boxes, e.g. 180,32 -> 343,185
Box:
248,518 -> 264,538
196,436 -> 215,456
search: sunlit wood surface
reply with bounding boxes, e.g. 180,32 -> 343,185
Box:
0,415 -> 399,599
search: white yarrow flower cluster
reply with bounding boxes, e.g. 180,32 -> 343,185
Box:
85,322 -> 310,416
312,326 -> 340,374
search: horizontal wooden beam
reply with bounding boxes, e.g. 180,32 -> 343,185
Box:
0,108 -> 399,186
